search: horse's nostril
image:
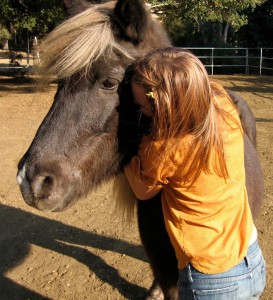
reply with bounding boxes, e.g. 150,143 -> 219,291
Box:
32,175 -> 54,199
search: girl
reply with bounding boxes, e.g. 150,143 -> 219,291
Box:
124,48 -> 266,299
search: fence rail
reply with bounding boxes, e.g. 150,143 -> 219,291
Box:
1,48 -> 273,76
183,47 -> 273,75
0,50 -> 37,76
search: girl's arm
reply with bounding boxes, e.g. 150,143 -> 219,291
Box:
124,156 -> 162,200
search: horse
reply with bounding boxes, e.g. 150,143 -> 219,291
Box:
17,1 -> 264,299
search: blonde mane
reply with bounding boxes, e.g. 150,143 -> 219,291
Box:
40,1 -> 133,80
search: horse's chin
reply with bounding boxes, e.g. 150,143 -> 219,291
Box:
19,191 -> 72,212
34,199 -> 70,212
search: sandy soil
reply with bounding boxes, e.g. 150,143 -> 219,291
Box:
0,75 -> 272,300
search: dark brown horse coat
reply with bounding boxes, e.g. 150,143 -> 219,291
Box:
17,1 -> 264,299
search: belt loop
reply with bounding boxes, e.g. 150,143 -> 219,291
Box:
186,264 -> 194,283
244,256 -> 250,267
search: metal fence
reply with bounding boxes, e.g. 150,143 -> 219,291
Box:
183,47 -> 273,75
0,50 -> 37,76
1,47 -> 273,76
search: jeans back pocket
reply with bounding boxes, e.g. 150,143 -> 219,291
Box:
193,284 -> 238,300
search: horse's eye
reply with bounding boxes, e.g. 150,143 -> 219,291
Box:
101,78 -> 119,90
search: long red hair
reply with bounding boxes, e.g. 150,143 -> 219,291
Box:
130,48 -> 240,185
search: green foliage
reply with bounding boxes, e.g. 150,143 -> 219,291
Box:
0,0 -> 271,49
0,24 -> 11,40
237,0 -> 273,47
0,0 -> 65,49
148,0 -> 267,45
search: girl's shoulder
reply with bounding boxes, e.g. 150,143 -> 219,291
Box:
210,82 -> 242,132
139,135 -> 194,162
210,81 -> 227,94
211,81 -> 237,112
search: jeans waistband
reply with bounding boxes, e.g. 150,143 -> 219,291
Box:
180,240 -> 260,282
247,239 -> 259,258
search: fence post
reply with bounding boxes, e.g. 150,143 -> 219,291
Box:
259,48 -> 263,76
211,48 -> 214,75
245,48 -> 249,75
27,31 -> 30,66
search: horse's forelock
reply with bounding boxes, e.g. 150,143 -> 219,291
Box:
40,1 -> 133,81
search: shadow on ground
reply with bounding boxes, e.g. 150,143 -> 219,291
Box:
0,204 -> 148,300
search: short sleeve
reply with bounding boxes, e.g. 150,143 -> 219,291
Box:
137,138 -> 177,188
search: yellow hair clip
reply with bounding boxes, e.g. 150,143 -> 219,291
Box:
146,91 -> 155,99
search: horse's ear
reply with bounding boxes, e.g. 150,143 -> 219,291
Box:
111,0 -> 148,45
63,0 -> 91,16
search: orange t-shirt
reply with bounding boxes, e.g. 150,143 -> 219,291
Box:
126,84 -> 254,274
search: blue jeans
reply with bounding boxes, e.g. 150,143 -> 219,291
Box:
178,241 -> 266,299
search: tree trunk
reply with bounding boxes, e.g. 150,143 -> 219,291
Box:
223,23 -> 229,44
198,19 -> 208,45
213,23 -> 223,45
2,39 -> 9,50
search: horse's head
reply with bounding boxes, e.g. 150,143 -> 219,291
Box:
17,0 -> 170,212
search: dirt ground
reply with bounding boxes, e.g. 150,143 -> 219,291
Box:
0,75 -> 272,300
